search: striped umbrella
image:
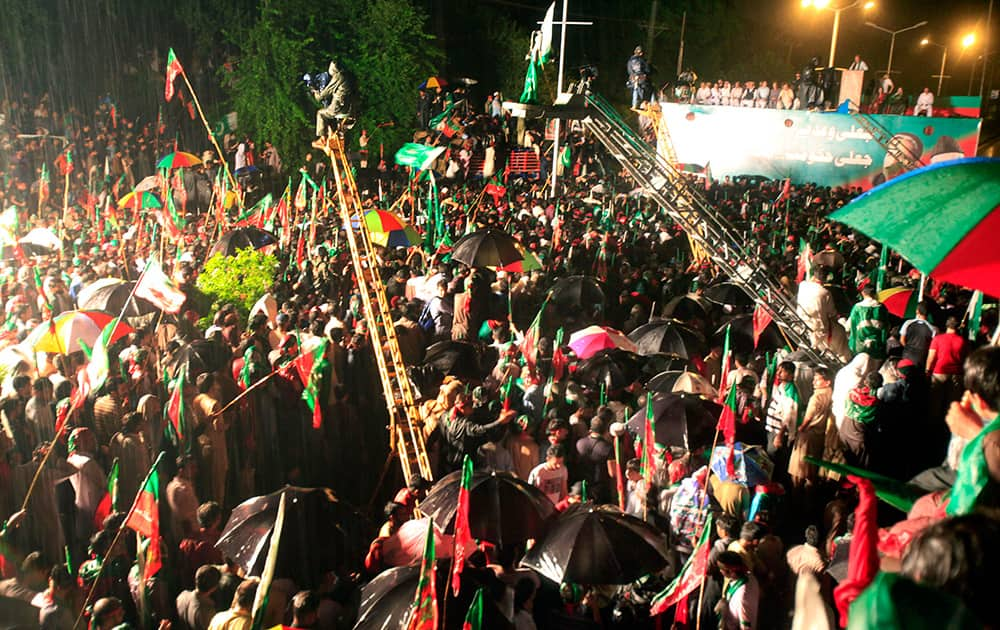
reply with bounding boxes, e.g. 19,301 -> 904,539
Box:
568,325 -> 638,360
117,190 -> 162,209
353,210 -> 421,248
156,151 -> 202,170
830,158 -> 1000,297
25,310 -> 134,354
877,287 -> 918,319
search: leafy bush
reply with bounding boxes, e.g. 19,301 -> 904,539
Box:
196,248 -> 278,326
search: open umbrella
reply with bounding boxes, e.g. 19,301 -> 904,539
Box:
568,325 -> 637,359
216,486 -> 368,587
709,443 -> 773,487
520,504 -> 669,585
421,341 -> 481,379
671,371 -> 718,399
645,370 -> 686,393
208,227 -> 278,258
134,174 -> 162,192
355,209 -> 422,248
417,469 -> 555,546
812,248 -> 846,270
77,279 -> 159,318
18,227 -> 62,255
713,316 -> 784,355
638,354 -> 691,384
628,320 -> 705,359
626,392 -> 721,450
878,287 -> 918,319
156,151 -> 202,170
497,249 -> 542,273
354,564 -> 420,630
420,76 -> 448,89
450,229 -> 523,268
117,190 -> 162,209
704,282 -> 754,308
167,339 -> 231,380
829,158 -> 1000,296
549,276 -> 605,312
662,294 -> 710,321
24,310 -> 133,354
576,349 -> 643,391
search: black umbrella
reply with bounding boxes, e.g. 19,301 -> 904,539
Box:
812,249 -> 845,270
638,353 -> 691,384
166,339 -> 232,380
626,392 -> 721,450
645,370 -> 685,393
418,469 -> 555,546
450,228 -> 523,268
576,349 -> 643,391
662,294 -> 709,322
704,282 -> 754,308
208,227 -> 278,258
216,486 -> 368,587
354,564 -> 420,630
77,278 -> 159,318
628,320 -> 705,359
520,504 -> 669,584
715,315 -> 785,355
421,340 -> 482,379
548,276 -> 605,314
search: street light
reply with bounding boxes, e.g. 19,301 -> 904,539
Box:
864,19 -> 928,75
921,34 -> 976,96
802,0 -> 877,68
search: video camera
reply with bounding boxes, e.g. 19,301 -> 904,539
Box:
301,71 -> 330,93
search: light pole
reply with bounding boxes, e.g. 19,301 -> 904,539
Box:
865,19 -> 928,75
922,34 -> 976,96
802,0 -> 876,68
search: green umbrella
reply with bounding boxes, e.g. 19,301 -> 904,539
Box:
829,158 -> 1000,297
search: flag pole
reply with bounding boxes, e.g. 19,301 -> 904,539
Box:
73,452 -> 166,630
177,66 -> 239,193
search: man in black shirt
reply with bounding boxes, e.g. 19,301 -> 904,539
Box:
575,416 -> 616,504
901,302 -> 938,371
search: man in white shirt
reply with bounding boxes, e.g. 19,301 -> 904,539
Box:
915,87 -> 935,116
716,551 -> 760,629
527,444 -> 568,505
849,55 -> 869,71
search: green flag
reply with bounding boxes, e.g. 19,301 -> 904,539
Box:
395,143 -> 445,171
462,588 -> 485,630
946,415 -> 1000,516
519,55 -> 540,105
967,290 -> 983,341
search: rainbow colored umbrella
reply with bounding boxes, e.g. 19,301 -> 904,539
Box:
25,310 -> 134,354
877,287 -> 918,319
419,76 -> 448,89
568,325 -> 638,360
354,210 -> 421,248
117,190 -> 162,209
156,151 -> 202,170
830,158 -> 1000,297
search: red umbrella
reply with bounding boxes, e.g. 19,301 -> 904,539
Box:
568,325 -> 638,359
877,287 -> 918,319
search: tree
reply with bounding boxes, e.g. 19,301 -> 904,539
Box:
196,248 -> 278,326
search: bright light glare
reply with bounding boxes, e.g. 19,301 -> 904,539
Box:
863,1 -> 875,9
814,0 -> 831,7
920,38 -> 930,45
962,33 -> 976,48
801,0 -> 813,7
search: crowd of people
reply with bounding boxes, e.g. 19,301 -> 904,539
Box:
0,53 -> 997,630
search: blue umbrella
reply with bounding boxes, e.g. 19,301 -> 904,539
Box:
710,442 -> 773,487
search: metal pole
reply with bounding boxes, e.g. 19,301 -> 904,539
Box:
829,8 -> 842,68
938,47 -> 947,96
981,0 -> 994,102
646,0 -> 658,63
550,0 -> 568,198
676,11 -> 687,77
887,33 -> 896,75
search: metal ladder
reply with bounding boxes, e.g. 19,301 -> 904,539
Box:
846,102 -> 925,172
322,133 -> 433,483
580,94 -> 843,367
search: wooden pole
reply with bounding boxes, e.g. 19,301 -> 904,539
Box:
178,69 -> 239,193
73,452 -> 166,630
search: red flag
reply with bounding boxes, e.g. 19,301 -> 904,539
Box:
650,514 -> 714,616
717,324 -> 731,402
641,394 -> 656,486
165,48 -> 183,102
166,368 -> 187,443
834,476 -> 879,627
774,177 -> 791,206
752,304 -> 773,349
408,517 -> 438,630
452,455 -> 475,596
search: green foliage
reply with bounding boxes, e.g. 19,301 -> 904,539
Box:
224,0 -> 440,169
196,248 -> 278,325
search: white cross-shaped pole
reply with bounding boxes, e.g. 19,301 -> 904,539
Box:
539,1 -> 592,198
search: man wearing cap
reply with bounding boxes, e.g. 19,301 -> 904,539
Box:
626,46 -> 652,107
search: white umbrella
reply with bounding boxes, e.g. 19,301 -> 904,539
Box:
18,227 -> 61,255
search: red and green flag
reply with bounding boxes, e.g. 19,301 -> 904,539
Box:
125,453 -> 164,581
641,394 -> 657,486
293,340 -> 328,429
718,383 -> 739,477
86,317 -> 121,393
462,588 -> 484,630
54,148 -> 73,176
165,48 -> 183,102
520,296 -> 550,375
717,324 -> 732,403
452,455 -> 475,596
650,513 -> 714,617
407,516 -> 438,630
93,458 -> 119,527
752,304 -> 773,349
39,163 -> 50,204
796,239 -> 812,283
166,367 -> 188,447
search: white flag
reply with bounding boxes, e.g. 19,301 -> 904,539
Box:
539,2 -> 556,64
135,260 -> 186,314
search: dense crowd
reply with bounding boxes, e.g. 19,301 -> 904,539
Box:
0,75 -> 997,630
